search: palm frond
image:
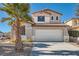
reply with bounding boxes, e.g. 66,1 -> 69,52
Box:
8,20 -> 15,25
0,3 -> 32,25
1,17 -> 12,22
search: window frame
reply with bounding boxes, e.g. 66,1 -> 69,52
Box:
56,16 -> 58,20
38,16 -> 45,22
20,25 -> 25,35
51,16 -> 53,20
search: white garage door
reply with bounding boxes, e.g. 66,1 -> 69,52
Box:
33,29 -> 64,42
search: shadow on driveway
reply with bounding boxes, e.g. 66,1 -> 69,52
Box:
33,43 -> 50,48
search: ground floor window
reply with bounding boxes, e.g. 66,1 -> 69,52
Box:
20,26 -> 25,35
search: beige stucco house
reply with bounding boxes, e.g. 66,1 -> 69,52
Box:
11,9 -> 69,42
65,18 -> 79,31
32,9 -> 69,42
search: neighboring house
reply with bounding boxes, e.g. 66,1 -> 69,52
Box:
0,33 -> 5,40
11,9 -> 69,42
65,18 -> 79,31
0,32 -> 4,37
0,32 -> 9,40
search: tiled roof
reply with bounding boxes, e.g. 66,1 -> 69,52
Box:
64,18 -> 79,23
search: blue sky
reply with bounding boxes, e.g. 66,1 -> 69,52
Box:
0,3 -> 77,32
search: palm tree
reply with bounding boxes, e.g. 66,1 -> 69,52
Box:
0,3 -> 32,52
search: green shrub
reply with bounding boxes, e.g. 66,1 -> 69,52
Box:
22,38 -> 32,42
11,38 -> 32,43
68,30 -> 79,37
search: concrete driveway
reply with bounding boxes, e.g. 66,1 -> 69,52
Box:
32,42 -> 79,56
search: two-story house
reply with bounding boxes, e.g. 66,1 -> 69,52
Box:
65,18 -> 79,31
32,9 -> 69,42
11,9 -> 69,42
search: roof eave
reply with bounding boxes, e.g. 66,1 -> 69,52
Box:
32,9 -> 63,15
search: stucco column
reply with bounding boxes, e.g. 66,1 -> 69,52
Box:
64,28 -> 69,42
25,23 -> 32,40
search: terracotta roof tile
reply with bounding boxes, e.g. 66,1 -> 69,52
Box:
64,18 -> 79,23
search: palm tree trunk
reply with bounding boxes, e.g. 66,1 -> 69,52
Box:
15,18 -> 23,52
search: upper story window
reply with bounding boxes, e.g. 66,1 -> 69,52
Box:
56,16 -> 58,20
38,16 -> 45,22
51,16 -> 53,20
74,20 -> 77,25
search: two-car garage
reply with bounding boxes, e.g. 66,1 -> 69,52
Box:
32,24 -> 69,42
33,29 -> 64,42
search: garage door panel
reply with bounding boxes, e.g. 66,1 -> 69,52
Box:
33,29 -> 64,42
